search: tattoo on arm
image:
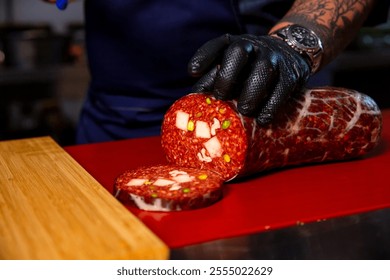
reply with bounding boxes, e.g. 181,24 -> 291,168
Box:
279,0 -> 374,64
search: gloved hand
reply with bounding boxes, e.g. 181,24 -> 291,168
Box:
56,0 -> 68,10
188,34 -> 311,125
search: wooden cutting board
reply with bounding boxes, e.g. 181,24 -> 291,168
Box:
0,137 -> 169,260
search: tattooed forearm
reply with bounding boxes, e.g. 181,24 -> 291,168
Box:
270,0 -> 376,67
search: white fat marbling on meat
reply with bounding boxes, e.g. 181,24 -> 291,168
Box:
370,127 -> 381,143
251,119 -> 257,140
290,90 -> 311,134
343,94 -> 362,134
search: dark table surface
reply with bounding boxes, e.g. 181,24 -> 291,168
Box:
170,207 -> 390,259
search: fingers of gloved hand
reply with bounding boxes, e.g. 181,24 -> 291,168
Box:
188,34 -> 231,77
255,73 -> 298,126
213,40 -> 254,100
192,65 -> 218,93
236,54 -> 277,117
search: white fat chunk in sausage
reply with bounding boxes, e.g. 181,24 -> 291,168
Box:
126,178 -> 148,186
195,121 -> 211,138
172,174 -> 194,183
169,170 -> 188,177
203,136 -> 223,158
197,148 -> 212,162
153,178 -> 176,186
175,110 -> 190,131
130,194 -> 181,211
169,184 -> 182,191
210,118 -> 221,136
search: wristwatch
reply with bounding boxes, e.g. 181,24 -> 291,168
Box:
270,24 -> 323,74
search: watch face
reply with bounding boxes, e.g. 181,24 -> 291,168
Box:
289,26 -> 318,49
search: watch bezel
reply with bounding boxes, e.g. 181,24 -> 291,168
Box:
269,24 -> 324,74
286,25 -> 321,53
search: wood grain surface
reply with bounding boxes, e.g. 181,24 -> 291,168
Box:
0,137 -> 169,260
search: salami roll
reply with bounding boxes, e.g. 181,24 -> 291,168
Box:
114,165 -> 223,211
161,87 -> 383,181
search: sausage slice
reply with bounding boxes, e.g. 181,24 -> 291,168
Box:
114,165 -> 223,211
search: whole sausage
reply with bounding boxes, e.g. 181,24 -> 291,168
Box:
161,87 -> 382,181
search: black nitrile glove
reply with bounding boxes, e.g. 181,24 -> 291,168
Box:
188,34 -> 311,125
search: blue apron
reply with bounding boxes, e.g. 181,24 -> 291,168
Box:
76,0 -> 292,143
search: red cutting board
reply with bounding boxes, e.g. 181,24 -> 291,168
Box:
65,109 -> 390,248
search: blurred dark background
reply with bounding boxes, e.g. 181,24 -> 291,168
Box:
0,0 -> 87,146
1,1 -> 390,146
